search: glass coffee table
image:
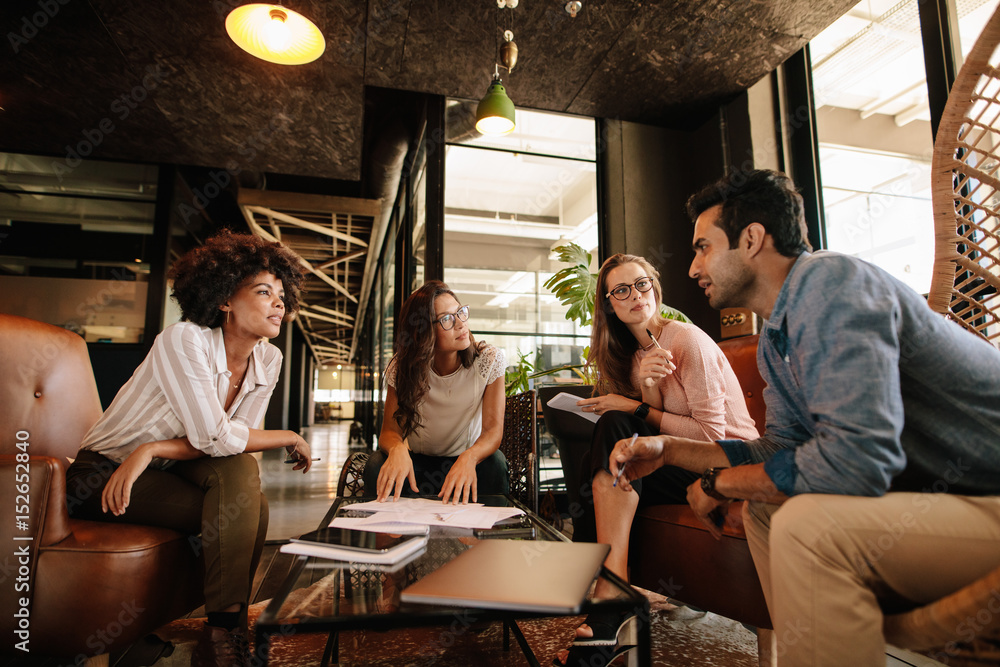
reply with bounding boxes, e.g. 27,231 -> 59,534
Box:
255,495 -> 651,666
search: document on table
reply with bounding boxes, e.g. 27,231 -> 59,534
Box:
545,391 -> 599,423
333,497 -> 525,532
346,497 -> 483,514
326,518 -> 429,535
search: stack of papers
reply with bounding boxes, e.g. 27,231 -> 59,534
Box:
332,497 -> 525,534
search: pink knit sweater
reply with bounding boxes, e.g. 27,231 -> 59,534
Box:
631,320 -> 759,441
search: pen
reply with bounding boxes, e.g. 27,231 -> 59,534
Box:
646,328 -> 662,349
284,457 -> 321,464
613,433 -> 638,488
474,528 -> 536,539
644,328 -> 665,387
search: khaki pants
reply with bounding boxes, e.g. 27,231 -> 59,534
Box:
744,493 -> 1000,666
67,450 -> 269,621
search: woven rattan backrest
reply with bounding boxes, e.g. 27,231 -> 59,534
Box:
930,7 -> 1000,348
500,390 -> 537,513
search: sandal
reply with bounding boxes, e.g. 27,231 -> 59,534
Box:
571,609 -> 636,647
553,642 -> 636,667
552,609 -> 637,667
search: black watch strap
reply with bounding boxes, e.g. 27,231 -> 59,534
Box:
701,466 -> 730,501
634,402 -> 650,419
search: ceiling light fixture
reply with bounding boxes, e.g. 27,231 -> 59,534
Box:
226,3 -> 326,66
475,3 -> 518,135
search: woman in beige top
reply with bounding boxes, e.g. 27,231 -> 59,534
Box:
362,280 -> 507,504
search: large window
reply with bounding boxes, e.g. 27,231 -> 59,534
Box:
810,0 -> 999,294
443,106 -> 598,379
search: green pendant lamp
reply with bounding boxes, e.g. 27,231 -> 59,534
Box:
475,69 -> 516,135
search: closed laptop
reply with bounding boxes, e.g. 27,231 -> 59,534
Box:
400,540 -> 610,614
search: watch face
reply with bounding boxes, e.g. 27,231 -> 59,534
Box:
701,475 -> 712,494
701,468 -> 725,501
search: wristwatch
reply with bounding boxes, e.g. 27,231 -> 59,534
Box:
634,402 -> 650,419
700,467 -> 729,501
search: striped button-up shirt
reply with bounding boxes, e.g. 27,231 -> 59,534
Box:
81,321 -> 282,467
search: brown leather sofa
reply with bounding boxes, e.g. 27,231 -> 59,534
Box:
0,314 -> 203,659
629,334 -> 772,630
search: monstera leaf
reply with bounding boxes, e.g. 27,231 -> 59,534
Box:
544,243 -> 598,328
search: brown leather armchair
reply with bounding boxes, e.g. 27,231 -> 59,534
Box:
629,334 -> 772,631
0,314 -> 203,659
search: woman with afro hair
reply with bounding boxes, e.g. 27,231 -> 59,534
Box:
362,280 -> 507,504
65,230 -> 311,667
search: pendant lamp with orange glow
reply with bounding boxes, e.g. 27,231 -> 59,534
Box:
226,4 -> 325,65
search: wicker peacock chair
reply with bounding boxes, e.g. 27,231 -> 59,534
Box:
881,6 -> 1000,664
926,7 -> 1000,348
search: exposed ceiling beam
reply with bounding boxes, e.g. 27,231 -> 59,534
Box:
300,309 -> 354,327
243,213 -> 358,303
310,304 -> 355,321
316,248 -> 367,270
246,205 -> 369,247
238,189 -> 381,218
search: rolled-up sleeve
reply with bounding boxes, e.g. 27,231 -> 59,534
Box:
150,324 -> 248,457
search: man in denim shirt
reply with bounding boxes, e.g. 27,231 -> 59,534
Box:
611,170 -> 1000,665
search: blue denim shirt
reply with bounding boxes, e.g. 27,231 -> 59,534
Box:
719,251 -> 1000,497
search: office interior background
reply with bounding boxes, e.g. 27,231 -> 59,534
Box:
1,0 -> 996,449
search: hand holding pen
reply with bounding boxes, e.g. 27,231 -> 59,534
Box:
642,328 -> 676,387
613,433 -> 638,488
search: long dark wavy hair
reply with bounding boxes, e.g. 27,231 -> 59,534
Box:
587,254 -> 670,398
391,280 -> 481,439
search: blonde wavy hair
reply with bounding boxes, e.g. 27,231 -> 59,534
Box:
587,254 -> 671,398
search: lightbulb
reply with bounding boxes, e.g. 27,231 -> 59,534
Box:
476,115 -> 516,135
263,9 -> 291,51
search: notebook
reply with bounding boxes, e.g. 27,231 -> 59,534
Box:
400,540 -> 610,614
281,528 -> 428,564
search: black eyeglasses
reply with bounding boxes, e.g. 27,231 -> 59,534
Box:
434,305 -> 470,330
606,277 -> 654,301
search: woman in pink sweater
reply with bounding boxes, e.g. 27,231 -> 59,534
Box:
555,253 -> 758,667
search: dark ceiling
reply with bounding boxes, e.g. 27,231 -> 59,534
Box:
1,0 -> 856,182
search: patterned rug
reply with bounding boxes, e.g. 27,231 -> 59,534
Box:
154,589 -> 759,666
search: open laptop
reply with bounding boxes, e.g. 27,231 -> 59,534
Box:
400,540 -> 611,614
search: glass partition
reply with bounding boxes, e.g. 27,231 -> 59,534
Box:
443,106 -> 598,382
0,152 -> 158,342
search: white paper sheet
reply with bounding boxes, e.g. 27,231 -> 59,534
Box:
335,500 -> 525,531
346,497 -> 483,514
327,517 -> 429,535
545,391 -> 600,423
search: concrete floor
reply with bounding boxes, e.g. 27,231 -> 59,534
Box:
257,422 -> 354,542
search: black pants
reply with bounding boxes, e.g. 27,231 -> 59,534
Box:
362,449 -> 510,497
573,411 -> 699,543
